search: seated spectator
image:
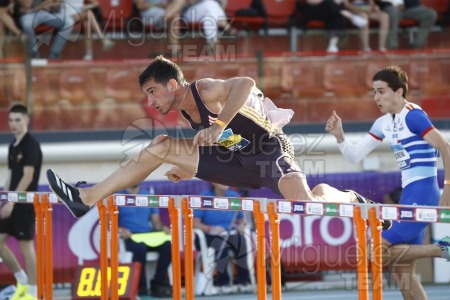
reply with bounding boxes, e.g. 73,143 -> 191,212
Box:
342,0 -> 389,51
193,183 -> 253,294
375,0 -> 437,49
18,0 -> 76,59
65,0 -> 115,60
298,0 -> 348,53
135,0 -> 186,56
182,0 -> 236,50
118,183 -> 172,298
0,0 -> 26,58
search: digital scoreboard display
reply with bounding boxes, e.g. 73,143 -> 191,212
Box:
72,263 -> 141,300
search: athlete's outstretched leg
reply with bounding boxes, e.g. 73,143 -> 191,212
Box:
47,135 -> 200,217
79,136 -> 199,206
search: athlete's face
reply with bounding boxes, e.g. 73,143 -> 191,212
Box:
8,112 -> 28,137
372,80 -> 404,114
142,79 -> 176,115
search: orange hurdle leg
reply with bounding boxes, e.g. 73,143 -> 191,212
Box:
182,198 -> 194,300
353,206 -> 369,300
34,194 -> 44,299
253,201 -> 267,300
368,207 -> 383,300
267,202 -> 281,300
108,197 -> 119,300
169,198 -> 182,300
97,202 -> 109,300
43,194 -> 53,300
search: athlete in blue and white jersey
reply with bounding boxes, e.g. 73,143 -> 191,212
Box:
369,102 -> 438,187
326,65 -> 450,300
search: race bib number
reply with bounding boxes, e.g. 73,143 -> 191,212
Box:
392,143 -> 410,170
217,128 -> 250,151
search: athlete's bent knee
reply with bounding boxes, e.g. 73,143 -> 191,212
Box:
311,183 -> 330,195
146,135 -> 172,160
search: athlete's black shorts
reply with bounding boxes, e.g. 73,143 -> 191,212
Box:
0,203 -> 35,240
196,134 -> 301,195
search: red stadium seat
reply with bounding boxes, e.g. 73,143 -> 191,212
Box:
280,60 -> 325,98
421,0 -> 450,22
59,68 -> 103,129
0,68 -> 15,108
323,62 -> 367,97
102,67 -> 146,128
261,60 -> 283,100
193,63 -> 241,80
12,68 -> 62,130
421,96 -> 450,119
408,60 -> 450,98
225,0 -> 266,31
262,0 -> 297,28
237,60 -> 259,81
304,97 -> 381,123
179,64 -> 197,83
104,68 -> 141,103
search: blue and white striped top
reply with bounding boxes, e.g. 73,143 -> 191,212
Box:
369,102 -> 438,187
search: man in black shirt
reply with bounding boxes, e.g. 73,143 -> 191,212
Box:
1,104 -> 42,300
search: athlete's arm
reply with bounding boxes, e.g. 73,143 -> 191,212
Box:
164,166 -> 194,183
193,77 -> 255,146
200,77 -> 255,126
336,135 -> 381,164
406,109 -> 450,206
326,111 -> 382,163
423,129 -> 450,206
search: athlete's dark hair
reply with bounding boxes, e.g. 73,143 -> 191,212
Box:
9,104 -> 29,115
139,55 -> 186,87
372,65 -> 408,98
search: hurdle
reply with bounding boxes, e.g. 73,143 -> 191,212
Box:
182,198 -> 195,300
108,197 -> 119,300
168,197 -> 182,300
368,207 -> 383,300
0,191 -> 428,299
33,193 -> 54,300
99,194 -> 450,300
253,200 -> 267,300
354,206 -> 369,300
0,191 -> 57,300
267,202 -> 281,300
34,194 -> 44,299
97,199 -> 109,300
104,196 -> 386,300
